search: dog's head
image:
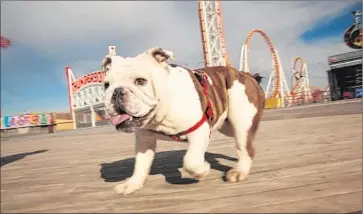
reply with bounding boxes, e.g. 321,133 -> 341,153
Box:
101,47 -> 175,133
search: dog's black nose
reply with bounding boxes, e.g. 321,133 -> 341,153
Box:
112,87 -> 125,100
112,87 -> 126,110
114,87 -> 125,95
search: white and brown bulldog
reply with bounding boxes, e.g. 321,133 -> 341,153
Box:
101,47 -> 265,195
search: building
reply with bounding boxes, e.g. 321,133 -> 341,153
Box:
65,64 -> 109,129
327,10 -> 362,101
65,47 -> 118,129
327,50 -> 362,101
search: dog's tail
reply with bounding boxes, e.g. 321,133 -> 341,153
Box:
252,73 -> 264,85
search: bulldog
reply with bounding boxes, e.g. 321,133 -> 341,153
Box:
101,47 -> 265,195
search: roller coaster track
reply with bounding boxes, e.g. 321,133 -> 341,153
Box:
244,29 -> 281,98
197,0 -> 230,67
290,57 -> 305,96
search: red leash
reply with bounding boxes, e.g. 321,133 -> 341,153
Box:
169,73 -> 213,141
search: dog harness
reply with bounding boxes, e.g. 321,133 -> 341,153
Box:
168,71 -> 214,142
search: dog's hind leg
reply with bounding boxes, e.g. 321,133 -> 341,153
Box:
225,80 -> 262,182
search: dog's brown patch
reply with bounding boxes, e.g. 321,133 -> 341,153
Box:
170,64 -> 265,159
194,66 -> 265,159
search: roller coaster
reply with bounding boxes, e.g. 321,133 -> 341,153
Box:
198,1 -> 313,108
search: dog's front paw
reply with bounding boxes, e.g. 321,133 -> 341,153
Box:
114,178 -> 144,195
183,161 -> 211,180
225,169 -> 248,183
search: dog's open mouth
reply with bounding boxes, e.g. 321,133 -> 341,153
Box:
110,107 -> 154,133
110,114 -> 132,126
110,113 -> 143,133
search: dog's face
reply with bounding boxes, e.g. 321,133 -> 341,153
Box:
102,47 -> 174,133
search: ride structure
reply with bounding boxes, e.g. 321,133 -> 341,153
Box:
197,0 -> 230,67
240,29 -> 290,108
198,1 -> 295,108
64,0 -> 313,114
344,10 -> 362,50
65,46 -> 115,129
289,57 -> 312,105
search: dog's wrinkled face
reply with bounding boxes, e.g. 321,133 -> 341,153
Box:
102,47 -> 174,133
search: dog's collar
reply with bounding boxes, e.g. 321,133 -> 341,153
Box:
168,71 -> 213,142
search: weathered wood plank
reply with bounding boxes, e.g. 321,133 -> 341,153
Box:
1,113 -> 361,213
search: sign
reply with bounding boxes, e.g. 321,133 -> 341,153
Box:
65,46 -> 116,129
71,71 -> 105,93
356,88 -> 362,98
0,113 -> 54,130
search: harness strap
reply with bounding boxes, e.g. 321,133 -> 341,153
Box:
169,72 -> 213,142
170,115 -> 208,142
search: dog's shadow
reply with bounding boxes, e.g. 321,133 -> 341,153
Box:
100,150 -> 237,185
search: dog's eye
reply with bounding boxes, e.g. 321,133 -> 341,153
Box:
135,78 -> 147,86
104,82 -> 110,90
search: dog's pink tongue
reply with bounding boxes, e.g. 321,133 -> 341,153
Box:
110,114 -> 131,126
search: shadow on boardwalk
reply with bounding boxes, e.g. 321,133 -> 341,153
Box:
100,150 -> 237,185
1,149 -> 48,167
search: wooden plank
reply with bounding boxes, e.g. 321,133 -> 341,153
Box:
142,176 -> 362,213
231,192 -> 362,213
1,113 -> 361,213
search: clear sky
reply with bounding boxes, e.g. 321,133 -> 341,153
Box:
1,1 -> 361,116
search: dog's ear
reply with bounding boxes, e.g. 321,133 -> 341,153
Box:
101,57 -> 111,74
101,46 -> 122,74
144,47 -> 175,65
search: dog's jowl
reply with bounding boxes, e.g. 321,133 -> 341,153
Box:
101,47 -> 265,195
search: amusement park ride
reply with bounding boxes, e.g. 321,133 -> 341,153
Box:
62,0 -> 319,124
344,10 -> 362,50
197,0 -> 312,108
0,3 -> 360,129
63,3 -> 362,127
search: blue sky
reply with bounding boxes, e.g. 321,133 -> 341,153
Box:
300,1 -> 362,42
1,1 -> 360,116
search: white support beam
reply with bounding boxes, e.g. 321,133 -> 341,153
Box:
198,1 -> 227,67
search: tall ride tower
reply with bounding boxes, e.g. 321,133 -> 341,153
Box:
197,1 -> 230,67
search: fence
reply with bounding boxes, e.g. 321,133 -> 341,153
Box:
265,90 -> 332,109
286,90 -> 331,107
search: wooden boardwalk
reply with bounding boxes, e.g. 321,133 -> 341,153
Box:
1,108 -> 362,212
